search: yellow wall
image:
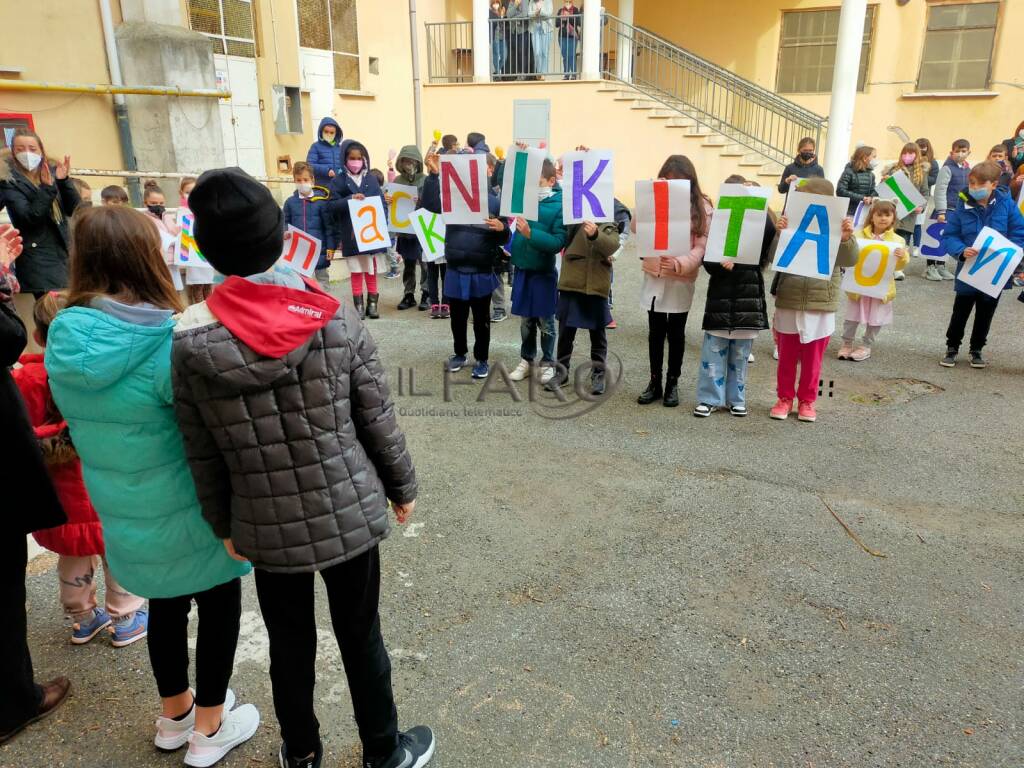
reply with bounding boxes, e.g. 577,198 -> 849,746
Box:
633,0 -> 1024,162
0,4 -> 125,195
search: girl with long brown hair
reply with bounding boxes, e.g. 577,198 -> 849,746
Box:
881,142 -> 930,273
837,144 -> 877,216
45,205 -> 259,767
634,154 -> 713,408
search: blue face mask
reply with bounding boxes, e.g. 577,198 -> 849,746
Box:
968,187 -> 991,201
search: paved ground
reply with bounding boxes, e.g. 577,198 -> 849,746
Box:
7,249 -> 1023,768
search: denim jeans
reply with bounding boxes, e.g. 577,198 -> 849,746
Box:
520,315 -> 556,363
491,38 -> 507,76
531,28 -> 551,74
559,35 -> 578,75
696,333 -> 754,408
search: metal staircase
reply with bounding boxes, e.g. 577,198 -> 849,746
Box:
600,15 -> 827,174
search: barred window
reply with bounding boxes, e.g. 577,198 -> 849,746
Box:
917,3 -> 998,91
297,0 -> 361,91
188,0 -> 256,58
776,7 -> 875,93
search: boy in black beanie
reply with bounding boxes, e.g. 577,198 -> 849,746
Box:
172,168 -> 435,768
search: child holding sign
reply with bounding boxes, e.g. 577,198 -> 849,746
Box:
940,162 -> 1024,368
635,155 -> 712,408
327,140 -> 386,319
283,162 -> 333,292
509,159 -> 567,385
390,146 -> 429,312
769,178 -> 857,423
880,143 -> 929,277
837,200 -> 909,362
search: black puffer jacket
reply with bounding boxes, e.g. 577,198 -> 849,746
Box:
0,152 -> 80,293
171,272 -> 416,573
836,162 -> 876,215
421,172 -> 508,271
701,218 -> 775,332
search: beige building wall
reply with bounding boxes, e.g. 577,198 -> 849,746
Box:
633,0 -> 1024,162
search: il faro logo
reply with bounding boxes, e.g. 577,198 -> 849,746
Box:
393,353 -> 624,420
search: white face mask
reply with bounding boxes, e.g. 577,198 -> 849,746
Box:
538,185 -> 553,200
868,158 -> 879,170
296,183 -> 313,195
16,151 -> 43,172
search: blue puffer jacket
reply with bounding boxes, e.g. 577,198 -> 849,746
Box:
306,117 -> 344,187
283,190 -> 333,268
421,172 -> 508,271
325,140 -> 387,257
942,188 -> 1024,297
45,303 -> 251,598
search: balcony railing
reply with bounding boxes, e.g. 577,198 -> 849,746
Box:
600,15 -> 827,164
426,14 -> 584,83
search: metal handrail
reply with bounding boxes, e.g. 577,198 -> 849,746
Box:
601,14 -> 827,165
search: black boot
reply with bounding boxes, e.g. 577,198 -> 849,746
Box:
353,295 -> 365,318
663,375 -> 680,407
418,291 -> 430,311
397,293 -> 416,310
637,374 -> 662,405
366,293 -> 380,319
591,369 -> 606,396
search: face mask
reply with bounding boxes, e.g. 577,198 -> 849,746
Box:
968,187 -> 991,201
346,159 -> 364,174
1019,129 -> 1024,139
799,151 -> 815,161
955,152 -> 969,163
538,186 -> 553,200
323,134 -> 336,145
179,195 -> 189,208
147,204 -> 166,217
16,151 -> 42,172
868,158 -> 879,170
901,154 -> 916,165
296,183 -> 313,195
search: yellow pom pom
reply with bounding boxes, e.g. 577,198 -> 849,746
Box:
495,146 -> 506,160
433,129 -> 442,142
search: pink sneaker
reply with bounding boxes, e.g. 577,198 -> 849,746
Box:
797,401 -> 817,422
850,345 -> 871,362
836,342 -> 853,360
770,398 -> 793,420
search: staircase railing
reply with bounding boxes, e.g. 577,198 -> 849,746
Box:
601,15 -> 827,165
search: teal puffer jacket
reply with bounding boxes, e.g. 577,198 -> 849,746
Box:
510,188 -> 568,272
45,306 -> 250,599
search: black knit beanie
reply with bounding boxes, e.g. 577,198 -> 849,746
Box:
190,167 -> 284,276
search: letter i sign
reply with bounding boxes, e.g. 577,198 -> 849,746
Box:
279,225 -> 322,277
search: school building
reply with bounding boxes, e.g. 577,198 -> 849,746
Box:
1,0 -> 1020,205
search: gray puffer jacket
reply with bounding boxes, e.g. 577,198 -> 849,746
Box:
171,271 -> 416,573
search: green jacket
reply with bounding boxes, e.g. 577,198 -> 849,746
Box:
772,236 -> 859,312
45,306 -> 251,599
511,188 -> 567,272
394,144 -> 425,195
557,222 -> 619,298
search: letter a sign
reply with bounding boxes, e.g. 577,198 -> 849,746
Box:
771,190 -> 848,280
440,154 -> 489,225
560,150 -> 614,224
348,197 -> 389,253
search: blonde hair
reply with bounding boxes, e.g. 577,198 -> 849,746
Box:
32,291 -> 67,344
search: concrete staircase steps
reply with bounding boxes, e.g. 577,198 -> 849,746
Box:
719,144 -> 747,157
613,90 -> 642,101
684,126 -> 713,138
629,100 -> 656,110
701,135 -> 729,147
596,82 -> 621,92
665,116 -> 697,128
646,110 -> 674,119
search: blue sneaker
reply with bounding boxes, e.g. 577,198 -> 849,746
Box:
71,608 -> 111,645
471,360 -> 489,379
110,609 -> 149,648
445,355 -> 467,373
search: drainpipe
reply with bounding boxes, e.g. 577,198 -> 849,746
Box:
823,0 -> 867,183
98,0 -> 141,206
409,0 -> 423,146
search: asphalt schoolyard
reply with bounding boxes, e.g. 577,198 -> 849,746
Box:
7,247 -> 1023,768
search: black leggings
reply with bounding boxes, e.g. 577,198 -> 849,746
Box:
647,310 -> 688,380
254,548 -> 398,761
147,578 -> 242,707
448,294 -> 491,361
427,262 -> 447,305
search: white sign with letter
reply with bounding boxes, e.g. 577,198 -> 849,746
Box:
703,183 -> 771,265
840,238 -> 899,299
634,179 -> 691,259
956,226 -> 1023,299
771,191 -> 849,280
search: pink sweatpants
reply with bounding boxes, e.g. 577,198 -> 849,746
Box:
350,272 -> 378,297
775,332 -> 829,404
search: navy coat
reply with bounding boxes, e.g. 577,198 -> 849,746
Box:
306,117 -> 344,188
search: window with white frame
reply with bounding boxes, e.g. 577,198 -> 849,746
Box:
917,2 -> 998,91
776,7 -> 875,93
297,0 -> 361,91
188,0 -> 257,57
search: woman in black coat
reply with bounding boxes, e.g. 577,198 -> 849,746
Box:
836,144 -> 877,215
0,130 -> 79,297
0,224 -> 70,744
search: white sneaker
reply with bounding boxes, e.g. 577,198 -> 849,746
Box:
894,270 -> 905,281
772,345 -> 779,360
747,352 -> 755,363
508,359 -> 531,381
539,365 -> 556,384
154,689 -> 236,751
925,265 -> 942,281
184,703 -> 259,767
939,264 -> 957,280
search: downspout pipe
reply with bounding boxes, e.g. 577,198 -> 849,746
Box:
98,0 -> 141,206
409,0 -> 423,147
0,81 -> 230,98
